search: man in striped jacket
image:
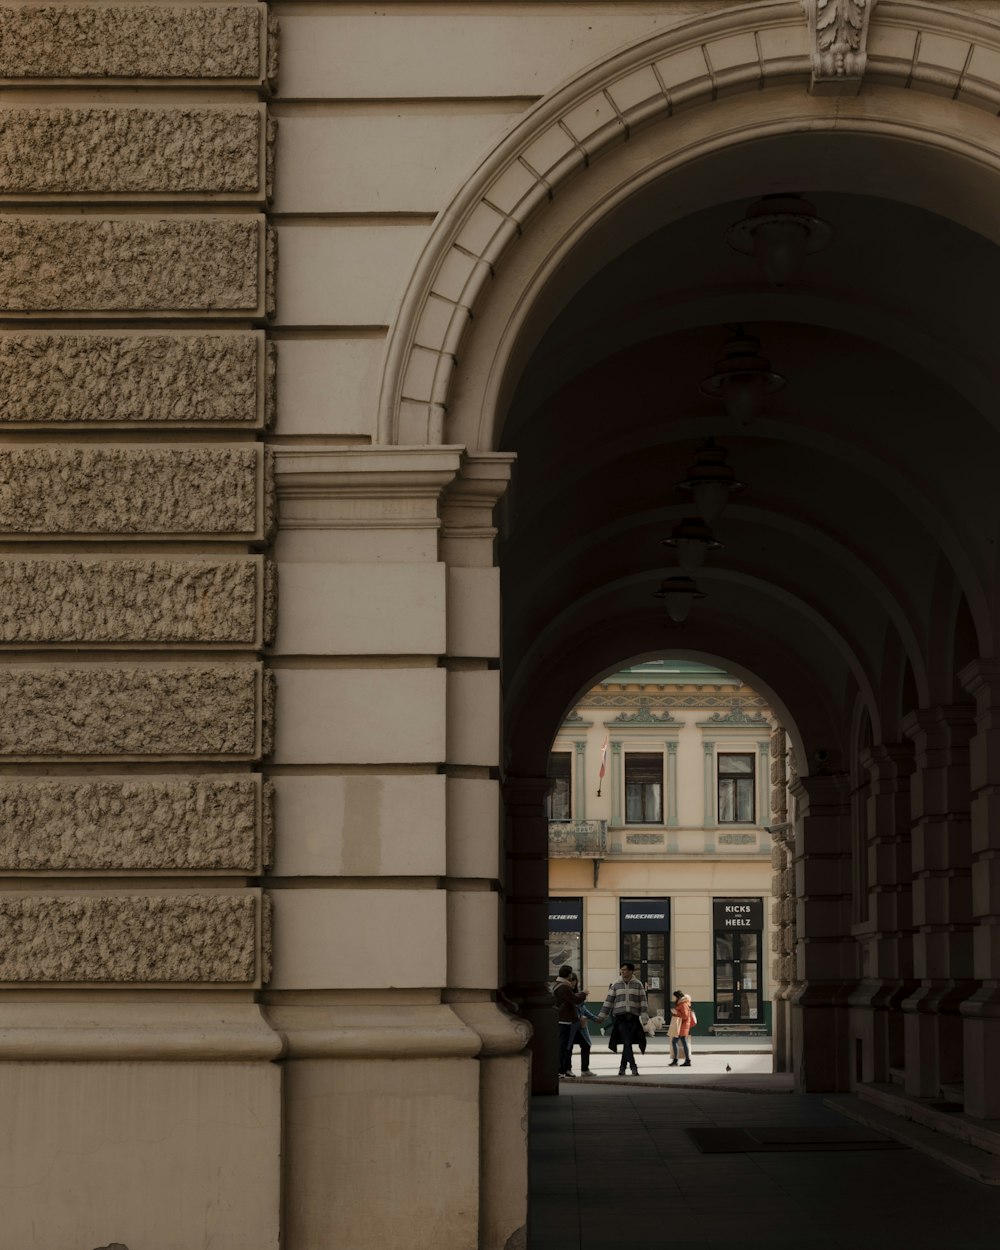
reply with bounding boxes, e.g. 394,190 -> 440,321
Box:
596,963 -> 649,1076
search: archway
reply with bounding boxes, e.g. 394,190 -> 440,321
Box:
375,2 -> 1000,1117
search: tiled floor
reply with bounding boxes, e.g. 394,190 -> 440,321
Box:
529,1085 -> 1000,1249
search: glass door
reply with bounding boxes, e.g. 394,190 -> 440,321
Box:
621,931 -> 667,1018
713,929 -> 761,1023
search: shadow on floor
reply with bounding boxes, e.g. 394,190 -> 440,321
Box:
529,1085 -> 1000,1249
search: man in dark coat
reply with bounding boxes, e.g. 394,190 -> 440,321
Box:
596,962 -> 649,1076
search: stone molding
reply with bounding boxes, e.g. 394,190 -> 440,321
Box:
0,3 -> 273,87
265,1003 -> 485,1059
0,331 -> 272,428
378,0 -> 1000,445
0,1001 -> 282,1060
273,444 -> 465,532
0,890 -> 266,985
0,663 -> 268,762
0,775 -> 271,873
0,555 -> 269,648
0,105 -> 267,201
0,444 -> 270,541
804,0 -> 877,93
0,216 -> 270,318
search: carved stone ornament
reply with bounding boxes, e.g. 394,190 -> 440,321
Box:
607,705 -> 677,726
698,707 -> 769,727
804,0 -> 877,93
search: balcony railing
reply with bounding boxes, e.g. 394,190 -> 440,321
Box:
548,820 -> 608,855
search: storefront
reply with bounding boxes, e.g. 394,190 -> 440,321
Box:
712,897 -> 764,1024
547,897 -> 583,984
619,898 -> 670,1017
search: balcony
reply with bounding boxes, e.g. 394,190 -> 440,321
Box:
547,820 -> 607,856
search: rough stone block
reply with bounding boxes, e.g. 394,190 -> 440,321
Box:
0,890 -> 265,984
0,216 -> 267,316
0,331 -> 271,426
0,4 -> 268,83
0,556 -> 268,647
0,106 -> 264,198
0,664 -> 267,761
0,444 -> 268,539
0,776 -> 270,873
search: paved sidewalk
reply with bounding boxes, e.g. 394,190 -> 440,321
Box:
530,1084 -> 1000,1250
562,1033 -> 776,1087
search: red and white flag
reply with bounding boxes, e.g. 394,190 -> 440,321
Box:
596,735 -> 608,796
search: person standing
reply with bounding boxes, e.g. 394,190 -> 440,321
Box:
668,989 -> 696,1066
553,964 -> 587,1078
569,973 -> 597,1077
596,962 -> 649,1076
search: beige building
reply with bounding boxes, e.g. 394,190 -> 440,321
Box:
4,1 -> 1000,1247
547,661 -> 774,1032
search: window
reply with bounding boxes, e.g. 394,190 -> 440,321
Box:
625,752 -> 663,824
718,753 -> 755,822
546,752 -> 572,821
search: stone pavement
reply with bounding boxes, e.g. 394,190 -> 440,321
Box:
530,1081 -> 1000,1250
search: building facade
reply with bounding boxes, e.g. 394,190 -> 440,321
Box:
4,2 -> 1000,1247
547,661 -> 775,1032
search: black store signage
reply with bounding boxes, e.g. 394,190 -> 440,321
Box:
549,898 -> 583,932
714,898 -> 764,929
620,898 -> 671,932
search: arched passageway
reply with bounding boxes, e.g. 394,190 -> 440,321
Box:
380,8 -> 1000,1122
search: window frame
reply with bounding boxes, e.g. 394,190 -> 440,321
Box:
717,751 -> 756,824
623,750 -> 664,825
546,750 -> 573,822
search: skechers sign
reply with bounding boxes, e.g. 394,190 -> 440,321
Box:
713,898 -> 764,929
620,898 -> 670,932
549,899 -> 583,932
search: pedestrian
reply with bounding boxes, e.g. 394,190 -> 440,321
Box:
553,964 -> 587,1079
569,973 -> 596,1077
595,962 -> 649,1076
668,989 -> 696,1066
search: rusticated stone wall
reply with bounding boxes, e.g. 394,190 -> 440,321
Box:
0,2 -> 278,1000
0,331 -> 271,425
0,777 -> 272,872
0,5 -> 270,83
0,556 -> 269,646
0,445 -> 266,537
0,891 -> 264,983
0,106 -> 265,197
0,217 -> 268,314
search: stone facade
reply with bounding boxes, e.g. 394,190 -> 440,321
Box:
0,556 -> 266,645
7,1 -> 1000,1247
0,776 -> 269,872
0,890 -> 262,982
0,107 -> 264,196
0,664 -> 266,759
0,445 -> 265,537
0,216 -> 267,314
0,331 -> 269,425
0,4 -> 267,81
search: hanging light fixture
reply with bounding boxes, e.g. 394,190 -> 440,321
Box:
675,438 -> 745,526
726,193 -> 832,287
661,516 -> 723,574
653,575 -> 705,625
699,328 -> 785,426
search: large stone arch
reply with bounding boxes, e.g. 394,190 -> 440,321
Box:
368,0 -> 1000,1118
379,0 -> 1000,454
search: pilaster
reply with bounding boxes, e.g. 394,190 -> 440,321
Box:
900,705 -> 976,1097
789,772 -> 855,1091
958,660 -> 1000,1117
